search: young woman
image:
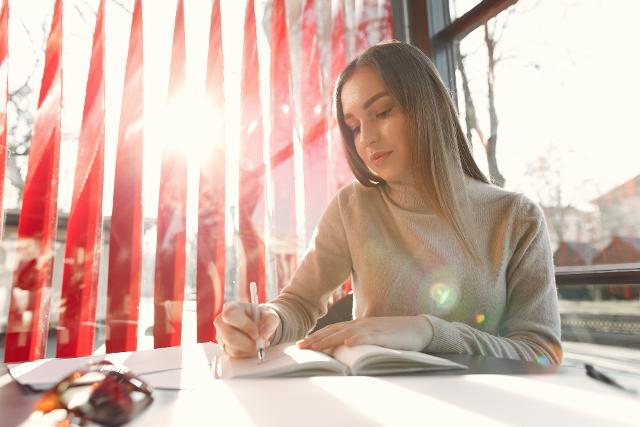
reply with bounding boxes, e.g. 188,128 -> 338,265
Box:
214,41 -> 562,365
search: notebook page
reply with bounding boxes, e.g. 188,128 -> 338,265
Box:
332,345 -> 467,375
219,343 -> 348,378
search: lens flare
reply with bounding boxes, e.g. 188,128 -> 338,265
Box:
429,283 -> 457,309
536,354 -> 552,367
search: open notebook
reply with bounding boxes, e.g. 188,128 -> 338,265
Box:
216,342 -> 467,379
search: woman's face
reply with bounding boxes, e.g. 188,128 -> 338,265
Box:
341,66 -> 413,184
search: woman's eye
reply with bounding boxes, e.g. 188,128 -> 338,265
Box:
351,126 -> 360,135
376,108 -> 392,118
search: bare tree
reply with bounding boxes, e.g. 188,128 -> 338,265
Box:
5,15 -> 48,199
6,0 -> 110,202
454,2 -> 540,188
524,145 -> 602,247
525,148 -> 569,243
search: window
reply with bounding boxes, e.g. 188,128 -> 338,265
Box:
439,0 -> 640,363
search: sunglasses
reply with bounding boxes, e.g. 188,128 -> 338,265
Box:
36,360 -> 154,426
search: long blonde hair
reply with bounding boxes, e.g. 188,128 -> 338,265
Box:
334,41 -> 490,261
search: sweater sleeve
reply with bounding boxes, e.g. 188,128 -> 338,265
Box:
423,195 -> 563,365
264,190 -> 353,344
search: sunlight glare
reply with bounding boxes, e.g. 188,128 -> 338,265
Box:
151,90 -> 223,165
463,375 -> 639,425
309,376 -> 510,426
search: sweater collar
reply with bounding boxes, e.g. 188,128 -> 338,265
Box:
381,175 -> 473,212
381,181 -> 433,212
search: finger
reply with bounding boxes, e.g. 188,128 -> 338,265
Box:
216,321 -> 258,356
343,333 -> 375,347
258,308 -> 280,342
299,323 -> 346,348
221,302 -> 259,340
309,328 -> 354,351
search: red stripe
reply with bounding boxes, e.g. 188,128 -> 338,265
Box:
238,0 -> 266,303
4,0 -> 62,363
0,0 -> 8,239
329,0 -> 354,301
329,0 -> 351,195
153,0 -> 187,349
106,0 -> 144,353
356,0 -> 394,53
355,0 -> 368,55
380,0 -> 394,40
197,0 -> 226,343
56,0 -> 105,358
269,0 -> 297,292
301,0 -> 329,244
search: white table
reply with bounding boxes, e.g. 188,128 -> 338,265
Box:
1,348 -> 639,427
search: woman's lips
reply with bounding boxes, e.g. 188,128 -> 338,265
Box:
370,151 -> 392,166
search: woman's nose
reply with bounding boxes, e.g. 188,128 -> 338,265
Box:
359,122 -> 377,146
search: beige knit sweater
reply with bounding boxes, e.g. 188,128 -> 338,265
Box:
266,176 -> 563,365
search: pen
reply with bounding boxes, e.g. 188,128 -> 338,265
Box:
249,281 -> 266,363
585,364 -> 638,396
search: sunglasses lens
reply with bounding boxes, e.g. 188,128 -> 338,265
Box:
39,363 -> 153,427
86,376 -> 136,425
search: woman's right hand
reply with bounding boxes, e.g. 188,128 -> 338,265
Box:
213,301 -> 280,358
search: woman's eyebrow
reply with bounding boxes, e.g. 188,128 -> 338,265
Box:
363,92 -> 390,109
344,92 -> 390,120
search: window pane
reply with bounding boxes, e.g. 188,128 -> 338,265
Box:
455,1 -> 640,353
560,284 -> 640,353
455,0 -> 640,271
448,0 -> 482,20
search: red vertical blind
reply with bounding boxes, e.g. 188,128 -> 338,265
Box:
379,0 -> 394,41
356,0 -> 394,55
4,0 -> 62,363
269,0 -> 297,293
56,0 -> 105,358
329,0 -> 353,299
329,0 -> 350,198
153,0 -> 187,349
0,0 -> 395,360
355,0 -> 369,55
0,0 -> 8,240
197,0 -> 226,343
239,0 -> 266,303
106,0 -> 144,353
301,0 -> 329,243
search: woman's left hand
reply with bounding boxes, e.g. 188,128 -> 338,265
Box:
297,316 -> 434,353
